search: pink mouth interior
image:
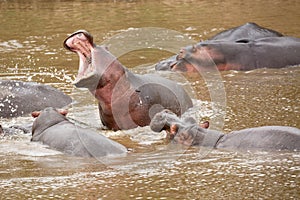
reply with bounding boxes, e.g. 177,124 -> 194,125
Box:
64,33 -> 95,81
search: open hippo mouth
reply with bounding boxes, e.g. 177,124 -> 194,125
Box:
155,55 -> 178,71
63,30 -> 100,89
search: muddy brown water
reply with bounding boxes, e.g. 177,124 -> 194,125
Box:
0,0 -> 299,199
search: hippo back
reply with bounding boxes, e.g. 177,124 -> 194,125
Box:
31,107 -> 127,157
0,80 -> 72,118
217,126 -> 300,151
252,37 -> 300,69
209,22 -> 283,42
37,121 -> 127,157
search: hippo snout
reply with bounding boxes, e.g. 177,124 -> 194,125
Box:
155,55 -> 177,71
63,30 -> 94,52
150,112 -> 168,132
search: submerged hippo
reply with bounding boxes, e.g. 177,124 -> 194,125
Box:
0,124 -> 31,136
31,107 -> 127,157
0,79 -> 72,118
155,36 -> 300,72
63,30 -> 193,131
209,22 -> 283,42
155,22 -> 300,72
150,110 -> 300,151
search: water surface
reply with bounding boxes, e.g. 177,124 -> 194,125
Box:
0,0 -> 299,199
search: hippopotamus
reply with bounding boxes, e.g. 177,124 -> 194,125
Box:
150,110 -> 300,151
155,36 -> 300,72
155,22 -> 300,72
209,22 -> 283,42
63,30 -> 193,131
0,79 -> 72,118
0,124 -> 31,136
31,107 -> 127,157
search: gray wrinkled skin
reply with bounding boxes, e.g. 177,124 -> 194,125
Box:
31,107 -> 127,158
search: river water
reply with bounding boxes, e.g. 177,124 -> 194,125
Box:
0,0 -> 299,199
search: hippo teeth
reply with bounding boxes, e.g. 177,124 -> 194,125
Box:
87,57 -> 92,64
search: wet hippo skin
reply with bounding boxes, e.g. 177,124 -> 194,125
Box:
0,124 -> 31,136
208,22 -> 283,42
63,30 -> 193,131
164,37 -> 300,72
150,110 -> 300,152
0,79 -> 72,118
31,107 -> 127,157
155,23 -> 300,72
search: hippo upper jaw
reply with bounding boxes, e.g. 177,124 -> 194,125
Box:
64,30 -> 100,89
155,55 -> 178,71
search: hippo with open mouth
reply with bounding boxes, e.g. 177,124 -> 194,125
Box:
63,30 -> 193,131
155,22 -> 300,72
150,110 -> 300,152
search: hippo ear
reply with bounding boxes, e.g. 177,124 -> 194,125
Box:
200,121 -> 209,129
31,111 -> 41,118
58,109 -> 68,116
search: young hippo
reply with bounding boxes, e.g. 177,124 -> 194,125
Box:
31,107 -> 127,158
150,110 -> 300,152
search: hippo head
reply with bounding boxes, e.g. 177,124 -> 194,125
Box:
154,55 -> 178,71
155,47 -> 194,72
63,30 -> 118,90
31,107 -> 68,141
172,125 -> 208,146
150,109 -> 213,145
155,43 -> 225,72
149,109 -> 183,133
172,124 -> 224,147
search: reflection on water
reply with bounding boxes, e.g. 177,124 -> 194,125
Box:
1,0 -> 300,199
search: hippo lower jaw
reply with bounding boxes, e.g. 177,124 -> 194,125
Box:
73,71 -> 100,89
73,49 -> 98,89
155,55 -> 178,71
